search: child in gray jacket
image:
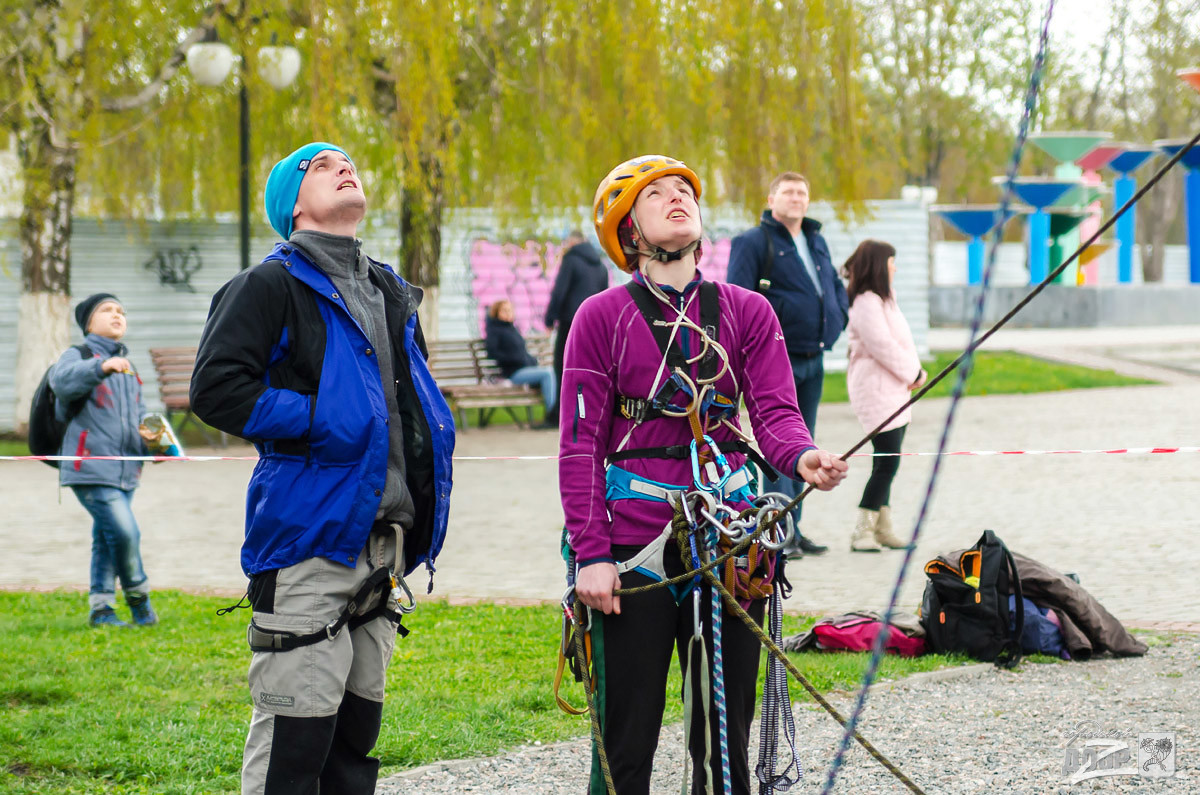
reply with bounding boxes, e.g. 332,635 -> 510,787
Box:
50,293 -> 157,627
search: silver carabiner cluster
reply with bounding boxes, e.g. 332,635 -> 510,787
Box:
682,488 -> 796,551
751,492 -> 796,551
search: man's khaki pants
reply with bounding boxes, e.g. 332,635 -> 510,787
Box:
241,531 -> 400,795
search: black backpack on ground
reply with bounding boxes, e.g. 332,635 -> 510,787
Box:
28,344 -> 93,469
919,529 -> 1024,668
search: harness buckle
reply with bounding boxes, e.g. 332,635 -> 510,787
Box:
324,620 -> 340,642
618,398 -> 638,421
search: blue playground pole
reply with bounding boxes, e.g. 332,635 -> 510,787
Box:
968,237 -> 984,285
1188,170 -> 1200,284
1114,175 -> 1136,284
1029,209 -> 1050,285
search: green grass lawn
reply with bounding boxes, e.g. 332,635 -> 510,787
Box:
818,350 -> 1153,404
0,591 -> 994,794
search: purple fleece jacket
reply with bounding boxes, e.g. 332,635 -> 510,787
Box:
559,275 -> 816,565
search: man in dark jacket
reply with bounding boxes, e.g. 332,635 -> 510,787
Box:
727,171 -> 849,556
543,231 -> 608,427
190,142 -> 455,795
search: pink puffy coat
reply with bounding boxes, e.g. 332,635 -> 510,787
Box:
846,291 -> 922,433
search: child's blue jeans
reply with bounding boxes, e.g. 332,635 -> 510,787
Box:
71,485 -> 149,611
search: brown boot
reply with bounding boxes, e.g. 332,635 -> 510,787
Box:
874,506 -> 908,549
850,509 -> 882,552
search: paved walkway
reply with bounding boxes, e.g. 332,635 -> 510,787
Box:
4,325 -> 1198,624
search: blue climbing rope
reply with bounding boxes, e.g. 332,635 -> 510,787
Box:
711,583 -> 732,795
817,2 -> 1059,793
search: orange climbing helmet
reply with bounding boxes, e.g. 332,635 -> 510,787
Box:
593,155 -> 703,272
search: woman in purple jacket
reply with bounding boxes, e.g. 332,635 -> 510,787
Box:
561,155 -> 847,794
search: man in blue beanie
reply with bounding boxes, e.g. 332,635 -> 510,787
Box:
190,143 -> 455,795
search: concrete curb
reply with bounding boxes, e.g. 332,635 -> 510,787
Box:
378,739 -> 582,784
886,662 -> 994,689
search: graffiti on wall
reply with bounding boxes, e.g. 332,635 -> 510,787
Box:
466,232 -> 740,336
143,246 -> 203,293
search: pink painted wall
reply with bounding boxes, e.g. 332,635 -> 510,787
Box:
468,236 -> 734,335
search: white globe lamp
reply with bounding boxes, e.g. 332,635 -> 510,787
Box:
257,46 -> 302,90
186,42 -> 235,86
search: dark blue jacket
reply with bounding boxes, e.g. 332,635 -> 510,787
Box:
727,212 -> 849,357
544,242 -> 609,331
191,243 -> 454,580
484,315 -> 536,378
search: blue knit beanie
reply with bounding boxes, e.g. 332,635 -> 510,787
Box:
263,142 -> 353,240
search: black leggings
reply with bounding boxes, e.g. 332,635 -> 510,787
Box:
859,424 -> 907,511
589,543 -> 766,795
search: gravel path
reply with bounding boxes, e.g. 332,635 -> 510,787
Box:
378,633 -> 1198,794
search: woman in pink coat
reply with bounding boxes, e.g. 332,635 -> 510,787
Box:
843,240 -> 927,552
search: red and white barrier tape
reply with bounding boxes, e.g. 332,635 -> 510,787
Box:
2,446 -> 1197,463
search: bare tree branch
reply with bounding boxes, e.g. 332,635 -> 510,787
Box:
99,3 -> 229,113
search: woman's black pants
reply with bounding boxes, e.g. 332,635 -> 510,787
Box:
859,424 -> 907,511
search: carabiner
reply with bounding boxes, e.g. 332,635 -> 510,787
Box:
390,572 -> 417,615
690,435 -> 733,493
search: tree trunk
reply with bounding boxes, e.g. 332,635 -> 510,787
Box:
1137,170 -> 1180,283
400,155 -> 445,340
13,96 -> 80,435
11,2 -> 85,434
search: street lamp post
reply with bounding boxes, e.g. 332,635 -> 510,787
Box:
186,37 -> 300,271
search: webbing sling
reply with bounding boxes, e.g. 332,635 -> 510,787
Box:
614,280 -> 722,424
608,440 -> 778,482
247,567 -> 409,652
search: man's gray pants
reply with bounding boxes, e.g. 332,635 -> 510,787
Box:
241,530 -> 402,795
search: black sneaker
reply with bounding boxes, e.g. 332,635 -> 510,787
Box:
797,536 -> 829,555
127,594 -> 159,627
89,607 -> 131,628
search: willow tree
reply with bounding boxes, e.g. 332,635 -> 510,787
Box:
3,0 -> 869,430
856,0 -> 1035,200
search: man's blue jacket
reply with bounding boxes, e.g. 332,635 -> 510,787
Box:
191,243 -> 454,581
727,211 -> 849,357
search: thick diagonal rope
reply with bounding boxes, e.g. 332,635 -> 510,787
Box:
616,38 -> 1200,603
700,567 -> 927,795
586,28 -> 1200,795
595,124 -> 1200,791
571,605 -> 616,794
817,2 -> 1057,791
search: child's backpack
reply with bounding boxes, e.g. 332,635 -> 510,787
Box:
919,529 -> 1024,668
28,344 -> 93,469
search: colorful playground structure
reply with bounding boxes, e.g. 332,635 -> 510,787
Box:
933,68 -> 1200,287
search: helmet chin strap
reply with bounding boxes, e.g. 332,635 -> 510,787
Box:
623,207 -> 702,264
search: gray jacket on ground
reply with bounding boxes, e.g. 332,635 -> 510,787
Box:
50,333 -> 147,490
1012,552 -> 1147,659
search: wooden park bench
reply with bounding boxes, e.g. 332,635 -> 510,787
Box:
147,346 -> 226,447
150,336 -> 554,439
427,334 -> 554,429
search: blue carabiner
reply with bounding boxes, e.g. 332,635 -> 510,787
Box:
690,434 -> 733,493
